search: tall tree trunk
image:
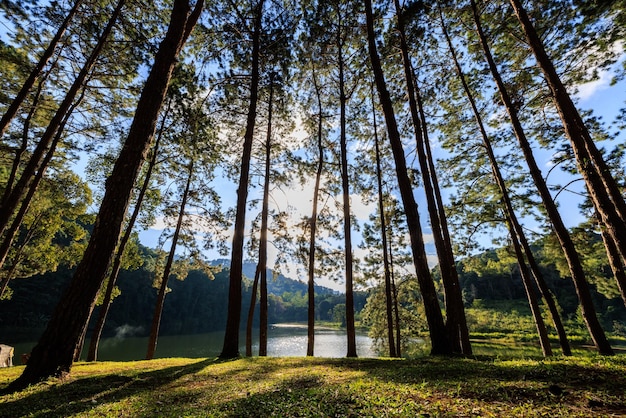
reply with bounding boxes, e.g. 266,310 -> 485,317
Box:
388,225 -> 401,356
258,74 -> 275,357
241,71 -> 274,358
519,234 -> 572,355
86,116 -> 165,362
0,0 -> 84,139
509,0 -> 626,266
336,5 -> 357,358
371,85 -> 396,358
5,0 -> 204,392
364,0 -> 451,355
397,0 -> 470,356
440,1 -> 551,357
0,0 -> 126,237
307,65 -> 324,357
245,267 -> 260,356
468,0 -> 572,356
471,0 -> 613,355
598,218 -> 626,308
510,232 -> 553,356
413,77 -> 472,355
146,161 -> 193,360
221,0 -> 264,359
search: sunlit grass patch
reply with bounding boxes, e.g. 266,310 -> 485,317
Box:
1,355 -> 625,417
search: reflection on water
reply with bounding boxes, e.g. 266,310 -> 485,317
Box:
13,323 -> 376,362
261,324 -> 375,358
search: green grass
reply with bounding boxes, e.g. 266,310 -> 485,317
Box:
1,355 -> 626,417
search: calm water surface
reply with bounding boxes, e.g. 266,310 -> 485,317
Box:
13,324 -> 376,361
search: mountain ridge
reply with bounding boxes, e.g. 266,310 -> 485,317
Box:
211,259 -> 339,296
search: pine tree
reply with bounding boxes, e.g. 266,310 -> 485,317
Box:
5,0 -> 204,392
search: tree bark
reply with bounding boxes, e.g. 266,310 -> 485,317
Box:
472,0 -> 613,355
86,115 -> 165,362
336,6 -> 357,358
598,219 -> 626,308
371,85 -> 396,358
509,0 -> 626,268
469,0 -> 572,356
146,160 -> 193,360
442,1 -> 552,356
0,85 -> 84,290
307,65 -> 324,357
364,0 -> 451,355
511,234 -> 553,356
414,79 -> 472,355
245,267 -> 260,356
6,0 -> 204,392
220,0 -> 264,359
258,74 -> 275,357
387,221 -> 401,356
399,0 -> 470,356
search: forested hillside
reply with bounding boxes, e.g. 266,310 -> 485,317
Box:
2,236 -> 624,353
0,254 -> 358,344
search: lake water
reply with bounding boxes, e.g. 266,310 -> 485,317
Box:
13,324 -> 377,361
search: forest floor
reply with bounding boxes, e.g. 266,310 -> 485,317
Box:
0,355 -> 625,417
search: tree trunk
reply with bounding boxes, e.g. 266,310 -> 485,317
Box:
86,116 -> 165,362
510,233 -> 553,356
509,0 -> 626,267
414,78 -> 472,355
336,5 -> 357,358
6,0 -> 203,392
472,0 -> 613,355
371,85 -> 396,358
258,74 -> 275,357
388,229 -> 401,356
307,65 -> 324,357
0,0 -> 126,237
146,160 -> 193,360
245,267 -> 260,357
0,0 -> 84,139
398,0 -> 470,356
469,0 -> 572,356
598,219 -> 626,308
364,0 -> 451,355
220,0 -> 264,359
442,0 -> 552,357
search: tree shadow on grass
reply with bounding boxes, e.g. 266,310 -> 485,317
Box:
218,370 -> 360,417
0,358 -> 217,417
321,356 -> 626,413
219,356 -> 626,416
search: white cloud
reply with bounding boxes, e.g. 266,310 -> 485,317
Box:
575,68 -> 614,102
574,42 -> 624,102
422,232 -> 434,244
349,193 -> 377,221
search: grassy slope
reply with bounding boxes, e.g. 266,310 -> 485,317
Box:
1,355 -> 625,417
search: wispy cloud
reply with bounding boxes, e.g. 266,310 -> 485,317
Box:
575,68 -> 614,102
574,42 -> 624,102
